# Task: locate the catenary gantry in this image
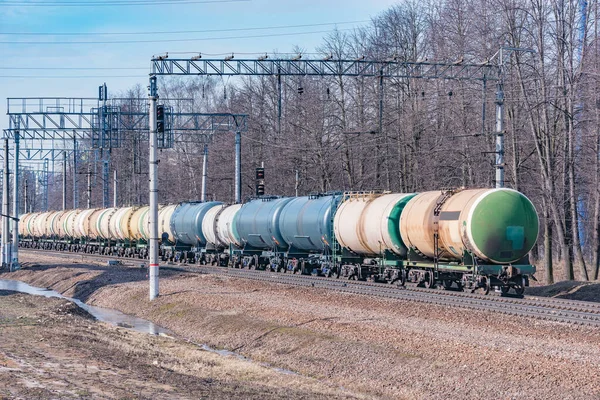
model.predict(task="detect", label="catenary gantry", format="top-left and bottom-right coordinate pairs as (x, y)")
top-left (1, 90), bottom-right (248, 271)
top-left (151, 57), bottom-right (499, 81)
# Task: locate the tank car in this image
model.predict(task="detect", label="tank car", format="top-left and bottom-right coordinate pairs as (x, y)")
top-left (215, 204), bottom-right (243, 249)
top-left (399, 188), bottom-right (539, 294)
top-left (233, 197), bottom-right (293, 270)
top-left (201, 204), bottom-right (228, 249)
top-left (166, 201), bottom-right (222, 263)
top-left (333, 192), bottom-right (416, 281)
top-left (278, 194), bottom-right (341, 274)
top-left (170, 202), bottom-right (218, 246)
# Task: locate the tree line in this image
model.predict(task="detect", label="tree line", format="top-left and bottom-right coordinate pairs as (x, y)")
top-left (34, 0), bottom-right (600, 283)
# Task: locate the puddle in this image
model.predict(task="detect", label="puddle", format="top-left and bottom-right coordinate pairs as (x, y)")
top-left (0, 279), bottom-right (298, 376)
top-left (198, 344), bottom-right (298, 375)
top-left (0, 279), bottom-right (169, 335)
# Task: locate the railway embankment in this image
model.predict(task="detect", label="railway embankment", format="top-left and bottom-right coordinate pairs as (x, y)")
top-left (0, 288), bottom-right (353, 399)
top-left (2, 252), bottom-right (600, 399)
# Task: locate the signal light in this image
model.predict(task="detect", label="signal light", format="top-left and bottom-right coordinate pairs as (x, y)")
top-left (156, 105), bottom-right (165, 134)
top-left (256, 167), bottom-right (265, 196)
top-left (256, 167), bottom-right (264, 180)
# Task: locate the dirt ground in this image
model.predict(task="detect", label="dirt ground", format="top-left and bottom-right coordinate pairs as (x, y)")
top-left (0, 282), bottom-right (363, 398)
top-left (2, 253), bottom-right (600, 399)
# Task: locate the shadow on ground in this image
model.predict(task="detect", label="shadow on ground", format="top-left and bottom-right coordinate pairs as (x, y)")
top-left (526, 281), bottom-right (600, 302)
top-left (1, 261), bottom-right (186, 303)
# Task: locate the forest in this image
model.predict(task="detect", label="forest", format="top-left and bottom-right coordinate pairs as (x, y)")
top-left (33, 0), bottom-right (600, 283)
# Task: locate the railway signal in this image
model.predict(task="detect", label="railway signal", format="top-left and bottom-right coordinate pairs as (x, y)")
top-left (256, 167), bottom-right (265, 196)
top-left (156, 105), bottom-right (165, 134)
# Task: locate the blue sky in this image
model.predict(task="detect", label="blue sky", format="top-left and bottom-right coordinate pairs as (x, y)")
top-left (0, 0), bottom-right (398, 132)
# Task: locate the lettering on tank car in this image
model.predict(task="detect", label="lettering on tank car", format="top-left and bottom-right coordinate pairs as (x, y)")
top-left (439, 211), bottom-right (461, 221)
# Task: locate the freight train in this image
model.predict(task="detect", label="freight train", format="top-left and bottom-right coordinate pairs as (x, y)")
top-left (17, 188), bottom-right (539, 295)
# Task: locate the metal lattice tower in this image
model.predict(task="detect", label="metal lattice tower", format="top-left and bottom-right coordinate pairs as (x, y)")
top-left (3, 88), bottom-right (248, 272)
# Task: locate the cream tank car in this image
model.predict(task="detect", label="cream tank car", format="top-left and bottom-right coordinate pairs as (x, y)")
top-left (399, 188), bottom-right (539, 264)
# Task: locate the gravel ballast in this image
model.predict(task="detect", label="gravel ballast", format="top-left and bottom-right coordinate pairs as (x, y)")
top-left (4, 252), bottom-right (600, 400)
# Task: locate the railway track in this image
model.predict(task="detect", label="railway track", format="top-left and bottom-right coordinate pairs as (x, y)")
top-left (16, 248), bottom-right (600, 327)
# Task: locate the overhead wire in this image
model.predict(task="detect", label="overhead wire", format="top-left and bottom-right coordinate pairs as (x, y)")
top-left (0, 75), bottom-right (144, 78)
top-left (0, 28), bottom-right (355, 45)
top-left (0, 67), bottom-right (145, 70)
top-left (0, 0), bottom-right (249, 6)
top-left (0, 20), bottom-right (369, 36)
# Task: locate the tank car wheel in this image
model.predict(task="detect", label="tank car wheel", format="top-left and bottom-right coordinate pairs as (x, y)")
top-left (442, 279), bottom-right (453, 290)
top-left (424, 272), bottom-right (436, 289)
top-left (482, 277), bottom-right (491, 295)
top-left (328, 265), bottom-right (340, 279)
top-left (398, 270), bottom-right (406, 287)
top-left (500, 285), bottom-right (510, 295)
top-left (514, 285), bottom-right (525, 296)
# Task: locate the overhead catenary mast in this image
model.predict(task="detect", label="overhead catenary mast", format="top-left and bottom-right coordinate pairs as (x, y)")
top-left (148, 76), bottom-right (159, 300)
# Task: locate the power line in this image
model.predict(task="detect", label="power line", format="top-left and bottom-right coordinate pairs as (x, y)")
top-left (0, 20), bottom-right (368, 36)
top-left (0, 67), bottom-right (145, 70)
top-left (0, 75), bottom-right (143, 78)
top-left (0, 0), bottom-right (248, 6)
top-left (0, 28), bottom-right (354, 45)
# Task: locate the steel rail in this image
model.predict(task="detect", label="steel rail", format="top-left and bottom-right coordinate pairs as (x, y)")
top-left (16, 248), bottom-right (600, 327)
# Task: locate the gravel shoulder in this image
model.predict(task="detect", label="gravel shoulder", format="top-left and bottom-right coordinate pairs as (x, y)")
top-left (3, 252), bottom-right (600, 400)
